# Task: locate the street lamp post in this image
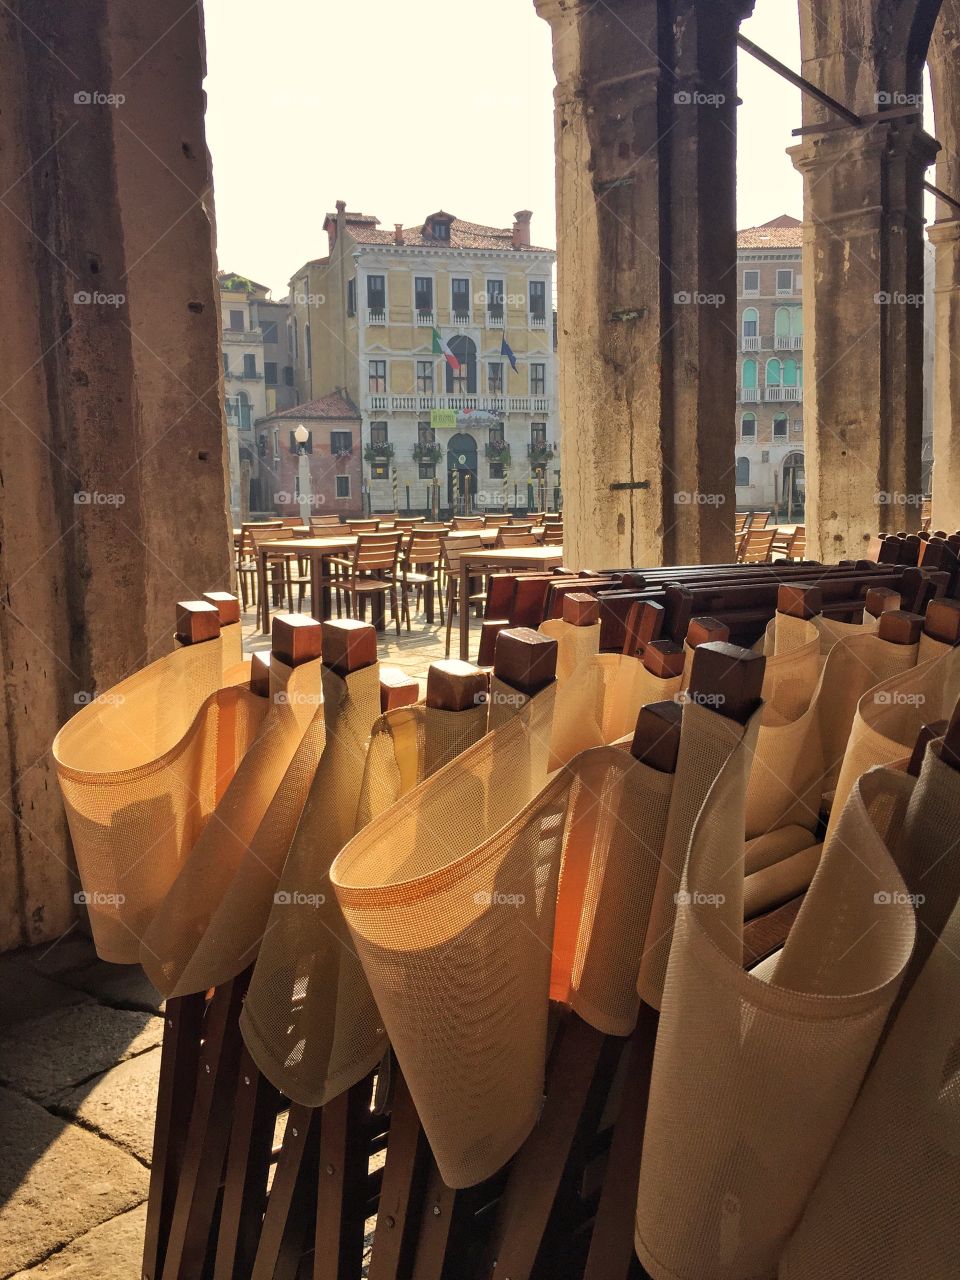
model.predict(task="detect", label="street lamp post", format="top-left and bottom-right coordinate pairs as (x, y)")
top-left (294, 423), bottom-right (310, 526)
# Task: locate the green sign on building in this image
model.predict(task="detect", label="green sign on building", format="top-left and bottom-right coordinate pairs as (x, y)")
top-left (430, 408), bottom-right (458, 430)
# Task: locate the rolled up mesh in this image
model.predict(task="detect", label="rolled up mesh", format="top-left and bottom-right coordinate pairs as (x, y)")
top-left (140, 656), bottom-right (326, 995)
top-left (827, 647), bottom-right (960, 841)
top-left (638, 701), bottom-right (759, 1010)
top-left (53, 640), bottom-right (266, 963)
top-left (635, 764), bottom-right (916, 1280)
top-left (548, 652), bottom-right (683, 770)
top-left (356, 703), bottom-right (489, 827)
top-left (333, 730), bottom-right (672, 1188)
top-left (538, 616), bottom-right (601, 679)
top-left (815, 609), bottom-right (878, 653)
top-left (780, 744), bottom-right (960, 1278)
top-left (240, 661), bottom-right (384, 1106)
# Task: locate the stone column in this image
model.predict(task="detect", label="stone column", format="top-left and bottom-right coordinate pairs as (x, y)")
top-left (0, 1), bottom-right (231, 949)
top-left (536, 0), bottom-right (751, 571)
top-left (790, 121), bottom-right (936, 559)
top-left (929, 1), bottom-right (960, 529)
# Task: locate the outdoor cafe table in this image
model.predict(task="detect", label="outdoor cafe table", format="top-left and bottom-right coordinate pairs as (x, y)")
top-left (458, 545), bottom-right (565, 661)
top-left (257, 529), bottom-right (513, 632)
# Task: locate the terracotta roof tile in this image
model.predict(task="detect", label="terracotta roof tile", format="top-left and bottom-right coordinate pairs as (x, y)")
top-left (265, 392), bottom-right (360, 422)
top-left (342, 214), bottom-right (552, 254)
top-left (737, 214), bottom-right (803, 249)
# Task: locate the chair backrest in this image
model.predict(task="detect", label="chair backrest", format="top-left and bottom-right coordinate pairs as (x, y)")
top-left (482, 514), bottom-right (512, 527)
top-left (239, 521), bottom-right (282, 560)
top-left (419, 523), bottom-right (450, 533)
top-left (496, 530), bottom-right (538, 548)
top-left (249, 527), bottom-right (292, 554)
top-left (442, 533), bottom-right (484, 573)
top-left (453, 515), bottom-right (485, 530)
top-left (347, 518), bottom-right (381, 533)
top-left (309, 515), bottom-right (342, 532)
top-left (541, 512), bottom-right (563, 525)
top-left (406, 530), bottom-right (444, 565)
top-left (750, 511), bottom-right (771, 529)
top-left (280, 516), bottom-right (307, 528)
top-left (742, 527), bottom-right (777, 563)
top-left (395, 517), bottom-right (426, 530)
top-left (734, 512), bottom-right (748, 533)
top-left (541, 525), bottom-right (564, 546)
top-left (352, 531), bottom-right (402, 574)
top-left (789, 526), bottom-right (806, 560)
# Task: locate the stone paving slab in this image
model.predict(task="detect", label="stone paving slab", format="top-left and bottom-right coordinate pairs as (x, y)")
top-left (54, 1048), bottom-right (160, 1165)
top-left (6, 1203), bottom-right (147, 1280)
top-left (0, 953), bottom-right (91, 1028)
top-left (0, 1088), bottom-right (147, 1278)
top-left (0, 1004), bottom-right (162, 1103)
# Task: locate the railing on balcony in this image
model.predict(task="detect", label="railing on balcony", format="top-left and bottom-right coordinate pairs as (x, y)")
top-left (765, 386), bottom-right (803, 401)
top-left (366, 308), bottom-right (387, 326)
top-left (415, 311), bottom-right (435, 327)
top-left (529, 314), bottom-right (547, 329)
top-left (741, 336), bottom-right (761, 351)
top-left (486, 311), bottom-right (505, 329)
top-left (774, 335), bottom-right (803, 350)
top-left (452, 311), bottom-right (471, 326)
top-left (739, 388), bottom-right (760, 403)
top-left (368, 394), bottom-right (388, 410)
top-left (365, 393), bottom-right (552, 415)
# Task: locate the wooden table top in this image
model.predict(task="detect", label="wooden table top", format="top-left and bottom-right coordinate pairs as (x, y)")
top-left (459, 546), bottom-right (564, 566)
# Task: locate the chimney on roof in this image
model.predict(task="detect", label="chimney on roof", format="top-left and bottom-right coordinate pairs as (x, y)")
top-left (512, 210), bottom-right (532, 249)
top-left (394, 223), bottom-right (404, 245)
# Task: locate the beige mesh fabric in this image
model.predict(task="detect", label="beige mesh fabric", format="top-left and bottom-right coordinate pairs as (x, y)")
top-left (743, 825), bottom-right (822, 918)
top-left (538, 617), bottom-right (601, 679)
top-left (333, 732), bottom-right (672, 1188)
top-left (637, 702), bottom-right (759, 1011)
top-left (780, 748), bottom-right (960, 1278)
top-left (763, 617), bottom-right (820, 725)
top-left (356, 703), bottom-right (489, 827)
top-left (53, 640), bottom-right (265, 963)
top-left (549, 653), bottom-right (683, 770)
top-left (826, 648), bottom-right (960, 842)
top-left (240, 661), bottom-right (384, 1105)
top-left (815, 609), bottom-right (877, 653)
top-left (918, 630), bottom-right (954, 662)
top-left (140, 657), bottom-right (326, 995)
top-left (219, 623), bottom-right (245, 678)
top-left (635, 764), bottom-right (916, 1280)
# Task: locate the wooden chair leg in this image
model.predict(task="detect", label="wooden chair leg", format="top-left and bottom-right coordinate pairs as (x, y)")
top-left (367, 1073), bottom-right (430, 1280)
top-left (312, 1075), bottom-right (374, 1280)
top-left (213, 1045), bottom-right (283, 1280)
top-left (160, 976), bottom-right (249, 1280)
top-left (251, 1104), bottom-right (320, 1280)
top-left (142, 991), bottom-right (206, 1280)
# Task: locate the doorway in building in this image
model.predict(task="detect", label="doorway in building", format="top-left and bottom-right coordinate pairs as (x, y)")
top-left (781, 450), bottom-right (805, 521)
top-left (446, 432), bottom-right (478, 513)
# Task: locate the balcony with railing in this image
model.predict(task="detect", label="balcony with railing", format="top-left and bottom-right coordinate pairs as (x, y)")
top-left (774, 335), bottom-right (803, 350)
top-left (738, 388), bottom-right (760, 403)
top-left (452, 310), bottom-right (471, 326)
top-left (765, 386), bottom-right (803, 401)
top-left (529, 314), bottom-right (547, 329)
top-left (415, 311), bottom-right (435, 327)
top-left (741, 336), bottom-right (761, 351)
top-left (366, 308), bottom-right (387, 326)
top-left (364, 393), bottom-right (551, 415)
top-left (486, 311), bottom-right (505, 329)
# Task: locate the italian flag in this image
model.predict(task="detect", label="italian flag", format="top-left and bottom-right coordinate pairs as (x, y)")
top-left (432, 327), bottom-right (460, 373)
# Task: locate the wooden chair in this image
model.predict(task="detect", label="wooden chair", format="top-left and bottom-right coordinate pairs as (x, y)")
top-left (482, 514), bottom-right (512, 528)
top-left (309, 514), bottom-right (343, 533)
top-left (739, 526), bottom-right (777, 564)
top-left (542, 524), bottom-right (564, 546)
top-left (329, 531), bottom-right (403, 633)
top-left (236, 521), bottom-right (282, 610)
top-left (346, 518), bottom-right (381, 534)
top-left (453, 515), bottom-right (485, 530)
top-left (249, 526), bottom-right (308, 619)
top-left (442, 534), bottom-right (486, 658)
top-left (788, 525), bottom-right (806, 560)
top-left (394, 516), bottom-right (426, 531)
top-left (400, 529), bottom-right (445, 630)
top-left (750, 510), bottom-right (771, 529)
top-left (735, 512), bottom-right (749, 534)
top-left (505, 521), bottom-right (535, 535)
top-left (496, 530), bottom-right (538, 548)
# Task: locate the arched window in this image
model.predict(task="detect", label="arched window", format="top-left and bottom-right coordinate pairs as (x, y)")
top-left (773, 413), bottom-right (788, 438)
top-left (782, 359), bottom-right (798, 387)
top-left (741, 358), bottom-right (757, 389)
top-left (742, 307), bottom-right (758, 338)
top-left (766, 358), bottom-right (782, 387)
top-left (446, 335), bottom-right (477, 394)
top-left (774, 307), bottom-right (792, 339)
top-left (741, 413), bottom-right (756, 438)
top-left (736, 456), bottom-right (750, 486)
top-left (790, 308), bottom-right (803, 337)
top-left (237, 391), bottom-right (251, 430)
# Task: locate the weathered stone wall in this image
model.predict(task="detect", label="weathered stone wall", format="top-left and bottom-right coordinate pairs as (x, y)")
top-left (0, 1), bottom-right (231, 950)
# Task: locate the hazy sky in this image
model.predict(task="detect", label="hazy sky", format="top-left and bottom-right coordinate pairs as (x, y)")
top-left (204, 0), bottom-right (804, 296)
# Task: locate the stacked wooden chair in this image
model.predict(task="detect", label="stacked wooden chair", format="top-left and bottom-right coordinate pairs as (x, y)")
top-left (51, 547), bottom-right (960, 1280)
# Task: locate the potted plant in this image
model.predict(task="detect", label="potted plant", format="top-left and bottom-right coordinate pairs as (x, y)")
top-left (363, 441), bottom-right (395, 464)
top-left (528, 441), bottom-right (555, 466)
top-left (485, 441), bottom-right (511, 467)
top-left (412, 441), bottom-right (443, 465)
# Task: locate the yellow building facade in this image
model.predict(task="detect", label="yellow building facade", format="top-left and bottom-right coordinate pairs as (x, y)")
top-left (287, 203), bottom-right (558, 513)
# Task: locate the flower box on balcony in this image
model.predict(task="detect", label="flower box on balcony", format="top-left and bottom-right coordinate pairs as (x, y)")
top-left (363, 442), bottom-right (395, 464)
top-left (484, 442), bottom-right (511, 467)
top-left (412, 442), bottom-right (443, 465)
